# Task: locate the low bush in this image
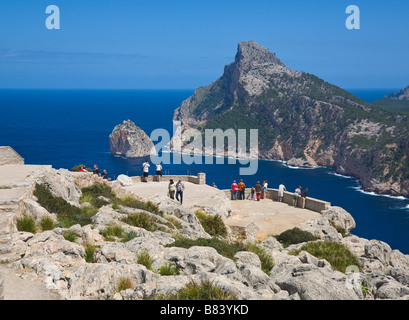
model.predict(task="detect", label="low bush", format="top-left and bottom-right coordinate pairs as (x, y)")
top-left (80, 183), bottom-right (116, 209)
top-left (246, 242), bottom-right (274, 274)
top-left (137, 249), bottom-right (153, 270)
top-left (100, 224), bottom-right (124, 239)
top-left (117, 277), bottom-right (134, 292)
top-left (34, 183), bottom-right (93, 228)
top-left (119, 196), bottom-right (161, 215)
top-left (16, 215), bottom-right (36, 233)
top-left (122, 231), bottom-right (139, 242)
top-left (122, 212), bottom-right (157, 232)
top-left (159, 262), bottom-right (180, 276)
top-left (155, 280), bottom-right (237, 300)
top-left (40, 216), bottom-right (55, 231)
top-left (291, 241), bottom-right (361, 273)
top-left (84, 244), bottom-right (97, 263)
top-left (275, 227), bottom-right (317, 247)
top-left (166, 236), bottom-right (246, 260)
top-left (195, 210), bottom-right (227, 238)
top-left (63, 231), bottom-right (78, 243)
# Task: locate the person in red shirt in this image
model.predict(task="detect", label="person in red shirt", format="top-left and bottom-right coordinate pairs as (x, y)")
top-left (231, 180), bottom-right (239, 200)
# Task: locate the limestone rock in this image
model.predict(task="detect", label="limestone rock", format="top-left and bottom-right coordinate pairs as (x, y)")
top-left (117, 174), bottom-right (133, 186)
top-left (109, 120), bottom-right (155, 158)
top-left (321, 206), bottom-right (356, 234)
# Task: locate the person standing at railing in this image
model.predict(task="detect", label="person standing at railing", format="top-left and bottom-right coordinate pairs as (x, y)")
top-left (156, 162), bottom-right (162, 182)
top-left (142, 160), bottom-right (150, 182)
top-left (255, 181), bottom-right (262, 201)
top-left (278, 183), bottom-right (286, 202)
top-left (238, 179), bottom-right (246, 200)
top-left (102, 169), bottom-right (109, 180)
top-left (231, 180), bottom-right (238, 200)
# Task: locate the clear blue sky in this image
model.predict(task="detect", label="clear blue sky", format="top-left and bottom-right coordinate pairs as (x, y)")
top-left (0, 0), bottom-right (408, 89)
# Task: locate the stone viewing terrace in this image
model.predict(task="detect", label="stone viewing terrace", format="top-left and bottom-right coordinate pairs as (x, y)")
top-left (122, 171), bottom-right (329, 241)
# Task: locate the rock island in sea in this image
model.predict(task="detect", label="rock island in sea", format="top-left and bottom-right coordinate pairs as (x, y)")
top-left (109, 120), bottom-right (155, 158)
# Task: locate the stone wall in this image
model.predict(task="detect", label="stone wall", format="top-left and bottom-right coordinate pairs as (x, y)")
top-left (0, 147), bottom-right (24, 166)
top-left (130, 173), bottom-right (206, 185)
top-left (223, 188), bottom-right (330, 213)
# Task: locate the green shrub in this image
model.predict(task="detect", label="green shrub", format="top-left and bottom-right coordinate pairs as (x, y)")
top-left (245, 242), bottom-right (274, 274)
top-left (84, 244), bottom-right (97, 263)
top-left (40, 216), bottom-right (55, 231)
top-left (275, 227), bottom-right (317, 247)
top-left (119, 196), bottom-right (161, 215)
top-left (195, 210), bottom-right (227, 238)
top-left (122, 212), bottom-right (157, 232)
top-left (63, 231), bottom-right (78, 243)
top-left (122, 231), bottom-right (139, 242)
top-left (117, 277), bottom-right (134, 292)
top-left (166, 236), bottom-right (246, 260)
top-left (137, 250), bottom-right (153, 270)
top-left (159, 263), bottom-right (180, 276)
top-left (34, 183), bottom-right (93, 228)
top-left (100, 224), bottom-right (124, 239)
top-left (81, 183), bottom-right (116, 208)
top-left (291, 241), bottom-right (361, 273)
top-left (16, 215), bottom-right (36, 233)
top-left (155, 280), bottom-right (237, 300)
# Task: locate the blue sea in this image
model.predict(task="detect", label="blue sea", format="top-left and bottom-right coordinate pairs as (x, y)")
top-left (1, 88), bottom-right (408, 254)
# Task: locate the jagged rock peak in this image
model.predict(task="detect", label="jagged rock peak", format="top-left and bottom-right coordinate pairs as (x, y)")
top-left (384, 85), bottom-right (409, 101)
top-left (235, 40), bottom-right (285, 67)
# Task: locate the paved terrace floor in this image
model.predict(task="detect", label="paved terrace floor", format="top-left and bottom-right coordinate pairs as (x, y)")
top-left (125, 181), bottom-right (322, 241)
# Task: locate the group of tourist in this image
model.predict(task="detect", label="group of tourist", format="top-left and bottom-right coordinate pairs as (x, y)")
top-left (79, 164), bottom-right (109, 180)
top-left (230, 179), bottom-right (309, 206)
top-left (140, 161), bottom-right (184, 204)
top-left (142, 160), bottom-right (163, 182)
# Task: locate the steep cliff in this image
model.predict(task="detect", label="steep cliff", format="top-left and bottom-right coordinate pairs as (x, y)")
top-left (173, 41), bottom-right (409, 197)
top-left (109, 120), bottom-right (155, 158)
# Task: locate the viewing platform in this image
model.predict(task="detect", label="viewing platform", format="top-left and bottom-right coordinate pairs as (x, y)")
top-left (122, 172), bottom-right (329, 241)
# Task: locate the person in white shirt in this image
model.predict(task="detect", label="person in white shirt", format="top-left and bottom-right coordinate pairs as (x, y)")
top-left (156, 162), bottom-right (162, 182)
top-left (142, 160), bottom-right (150, 182)
top-left (278, 183), bottom-right (286, 202)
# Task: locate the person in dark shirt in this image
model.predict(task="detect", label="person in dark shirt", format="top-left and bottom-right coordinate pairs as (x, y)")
top-left (301, 187), bottom-right (308, 198)
top-left (101, 169), bottom-right (109, 179)
top-left (93, 164), bottom-right (101, 176)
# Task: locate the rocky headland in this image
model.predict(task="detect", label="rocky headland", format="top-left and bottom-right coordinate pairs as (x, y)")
top-left (384, 85), bottom-right (409, 101)
top-left (173, 41), bottom-right (409, 198)
top-left (109, 120), bottom-right (155, 158)
top-left (1, 166), bottom-right (409, 300)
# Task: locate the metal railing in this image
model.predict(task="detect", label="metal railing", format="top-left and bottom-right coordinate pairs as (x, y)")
top-left (126, 168), bottom-right (202, 177)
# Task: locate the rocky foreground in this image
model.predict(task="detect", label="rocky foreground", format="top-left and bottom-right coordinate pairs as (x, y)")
top-left (1, 167), bottom-right (409, 300)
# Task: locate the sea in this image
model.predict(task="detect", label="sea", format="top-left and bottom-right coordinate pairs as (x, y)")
top-left (1, 88), bottom-right (408, 254)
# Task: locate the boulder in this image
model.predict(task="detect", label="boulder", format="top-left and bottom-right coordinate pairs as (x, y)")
top-left (321, 206), bottom-right (356, 234)
top-left (117, 174), bottom-right (134, 186)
